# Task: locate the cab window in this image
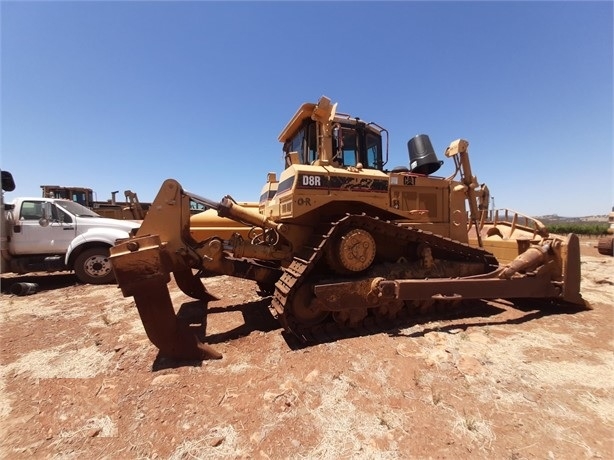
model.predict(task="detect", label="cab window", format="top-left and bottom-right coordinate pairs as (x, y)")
top-left (20, 201), bottom-right (43, 220)
top-left (287, 128), bottom-right (305, 163)
top-left (52, 204), bottom-right (73, 223)
top-left (366, 132), bottom-right (382, 169)
top-left (339, 129), bottom-right (358, 166)
top-left (71, 191), bottom-right (88, 206)
top-left (283, 121), bottom-right (318, 165)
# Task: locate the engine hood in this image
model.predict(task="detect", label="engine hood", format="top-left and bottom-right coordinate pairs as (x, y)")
top-left (76, 216), bottom-right (141, 232)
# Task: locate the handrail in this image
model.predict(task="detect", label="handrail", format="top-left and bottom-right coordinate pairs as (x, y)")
top-left (472, 208), bottom-right (549, 238)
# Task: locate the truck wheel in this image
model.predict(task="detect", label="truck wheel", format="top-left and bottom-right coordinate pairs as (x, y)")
top-left (74, 247), bottom-right (115, 284)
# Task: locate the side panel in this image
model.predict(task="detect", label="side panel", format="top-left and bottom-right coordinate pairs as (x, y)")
top-left (1, 206), bottom-right (10, 273)
top-left (273, 165), bottom-right (391, 221)
top-left (10, 200), bottom-right (77, 255)
top-left (269, 166), bottom-right (469, 245)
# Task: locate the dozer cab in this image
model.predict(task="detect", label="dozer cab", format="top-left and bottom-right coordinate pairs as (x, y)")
top-left (110, 96), bottom-right (584, 361)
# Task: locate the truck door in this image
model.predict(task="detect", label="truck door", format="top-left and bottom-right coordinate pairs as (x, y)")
top-left (11, 200), bottom-right (77, 255)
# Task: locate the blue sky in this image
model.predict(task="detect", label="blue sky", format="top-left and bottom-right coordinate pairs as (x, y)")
top-left (1, 1), bottom-right (612, 217)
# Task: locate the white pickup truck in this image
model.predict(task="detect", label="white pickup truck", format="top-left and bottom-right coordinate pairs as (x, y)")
top-left (1, 171), bottom-right (140, 284)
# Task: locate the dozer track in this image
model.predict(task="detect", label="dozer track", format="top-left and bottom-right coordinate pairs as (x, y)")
top-left (271, 214), bottom-right (500, 343)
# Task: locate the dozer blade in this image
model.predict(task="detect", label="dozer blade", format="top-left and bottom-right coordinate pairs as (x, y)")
top-left (110, 234), bottom-right (222, 361)
top-left (563, 233), bottom-right (585, 306)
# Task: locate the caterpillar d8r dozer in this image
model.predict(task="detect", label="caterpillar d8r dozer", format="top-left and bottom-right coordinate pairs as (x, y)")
top-left (110, 96), bottom-right (585, 361)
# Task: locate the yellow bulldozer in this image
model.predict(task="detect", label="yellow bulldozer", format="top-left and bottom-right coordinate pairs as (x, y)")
top-left (110, 96), bottom-right (585, 361)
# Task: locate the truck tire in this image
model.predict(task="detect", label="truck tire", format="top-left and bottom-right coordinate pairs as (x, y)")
top-left (74, 247), bottom-right (115, 284)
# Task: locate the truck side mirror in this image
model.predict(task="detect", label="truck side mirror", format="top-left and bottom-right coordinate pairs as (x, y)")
top-left (1, 170), bottom-right (15, 192)
top-left (39, 202), bottom-right (52, 227)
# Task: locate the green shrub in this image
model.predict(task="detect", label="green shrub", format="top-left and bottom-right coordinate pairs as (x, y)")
top-left (546, 222), bottom-right (609, 236)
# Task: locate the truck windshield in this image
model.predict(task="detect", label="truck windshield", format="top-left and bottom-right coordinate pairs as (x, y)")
top-left (55, 200), bottom-right (101, 217)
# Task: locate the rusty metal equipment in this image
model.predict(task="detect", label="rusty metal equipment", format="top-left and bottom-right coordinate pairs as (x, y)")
top-left (110, 96), bottom-right (585, 361)
top-left (597, 207), bottom-right (614, 256)
top-left (41, 185), bottom-right (149, 220)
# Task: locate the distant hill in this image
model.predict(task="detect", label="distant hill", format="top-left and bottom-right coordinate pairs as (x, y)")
top-left (537, 214), bottom-right (608, 224)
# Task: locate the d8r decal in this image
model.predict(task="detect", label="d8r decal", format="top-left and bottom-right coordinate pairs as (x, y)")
top-left (297, 174), bottom-right (327, 189)
top-left (302, 175), bottom-right (322, 187)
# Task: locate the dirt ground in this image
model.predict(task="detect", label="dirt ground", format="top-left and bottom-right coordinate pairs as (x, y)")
top-left (0, 238), bottom-right (612, 459)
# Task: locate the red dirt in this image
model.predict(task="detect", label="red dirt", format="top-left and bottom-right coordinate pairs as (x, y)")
top-left (1, 239), bottom-right (612, 459)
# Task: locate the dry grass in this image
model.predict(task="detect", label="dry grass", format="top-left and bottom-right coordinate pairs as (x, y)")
top-left (578, 391), bottom-right (614, 424)
top-left (303, 373), bottom-right (405, 459)
top-left (169, 425), bottom-right (241, 460)
top-left (55, 415), bottom-right (117, 439)
top-left (451, 408), bottom-right (495, 450)
top-left (0, 342), bottom-right (113, 419)
top-left (7, 343), bottom-right (113, 379)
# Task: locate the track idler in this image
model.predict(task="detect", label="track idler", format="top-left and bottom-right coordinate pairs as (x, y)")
top-left (110, 234), bottom-right (222, 361)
